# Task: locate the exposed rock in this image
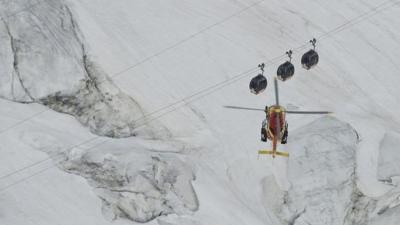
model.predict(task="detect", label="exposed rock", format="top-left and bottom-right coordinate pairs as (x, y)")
top-left (0, 0), bottom-right (85, 101)
top-left (262, 117), bottom-right (400, 225)
top-left (61, 150), bottom-right (199, 223)
top-left (268, 116), bottom-right (361, 225)
top-left (377, 132), bottom-right (400, 183)
top-left (1, 1), bottom-right (194, 223)
top-left (343, 189), bottom-right (376, 225)
top-left (0, 0), bottom-right (150, 138)
top-left (40, 56), bottom-right (146, 138)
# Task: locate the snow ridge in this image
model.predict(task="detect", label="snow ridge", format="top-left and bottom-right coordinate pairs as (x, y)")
top-left (59, 143), bottom-right (199, 222)
top-left (0, 0), bottom-right (150, 138)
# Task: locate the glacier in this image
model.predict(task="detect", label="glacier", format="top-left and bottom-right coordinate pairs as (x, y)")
top-left (1, 0), bottom-right (400, 224)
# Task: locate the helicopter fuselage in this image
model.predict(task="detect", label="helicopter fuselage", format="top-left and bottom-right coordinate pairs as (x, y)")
top-left (265, 105), bottom-right (287, 141)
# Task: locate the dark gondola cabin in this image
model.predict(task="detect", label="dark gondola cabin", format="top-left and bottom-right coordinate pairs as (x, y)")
top-left (277, 61), bottom-right (294, 81)
top-left (249, 74), bottom-right (267, 94)
top-left (301, 49), bottom-right (319, 70)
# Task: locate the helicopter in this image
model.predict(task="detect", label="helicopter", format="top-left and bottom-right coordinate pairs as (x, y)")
top-left (225, 77), bottom-right (331, 158)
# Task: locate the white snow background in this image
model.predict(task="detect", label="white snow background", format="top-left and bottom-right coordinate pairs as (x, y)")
top-left (1, 0), bottom-right (400, 224)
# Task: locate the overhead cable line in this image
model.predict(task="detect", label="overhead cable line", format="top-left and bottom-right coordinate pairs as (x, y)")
top-left (0, 0), bottom-right (399, 193)
top-left (0, 0), bottom-right (267, 135)
top-left (0, 0), bottom-right (397, 135)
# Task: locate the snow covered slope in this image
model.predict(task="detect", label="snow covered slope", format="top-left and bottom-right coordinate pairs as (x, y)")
top-left (1, 0), bottom-right (400, 224)
top-left (0, 0), bottom-right (152, 138)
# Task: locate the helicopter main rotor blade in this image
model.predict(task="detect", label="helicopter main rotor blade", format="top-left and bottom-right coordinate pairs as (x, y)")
top-left (224, 106), bottom-right (265, 111)
top-left (274, 77), bottom-right (279, 106)
top-left (285, 111), bottom-right (332, 114)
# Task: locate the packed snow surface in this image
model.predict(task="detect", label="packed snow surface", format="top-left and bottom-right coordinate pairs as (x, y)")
top-left (1, 0), bottom-right (400, 224)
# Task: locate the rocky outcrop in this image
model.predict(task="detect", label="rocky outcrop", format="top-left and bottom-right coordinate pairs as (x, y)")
top-left (262, 117), bottom-right (363, 225)
top-left (283, 117), bottom-right (360, 225)
top-left (0, 0), bottom-right (148, 138)
top-left (261, 117), bottom-right (400, 225)
top-left (1, 1), bottom-right (197, 223)
top-left (61, 148), bottom-right (199, 223)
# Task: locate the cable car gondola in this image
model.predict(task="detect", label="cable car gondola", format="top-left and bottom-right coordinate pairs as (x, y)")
top-left (301, 38), bottom-right (319, 70)
top-left (249, 63), bottom-right (268, 95)
top-left (277, 50), bottom-right (294, 81)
